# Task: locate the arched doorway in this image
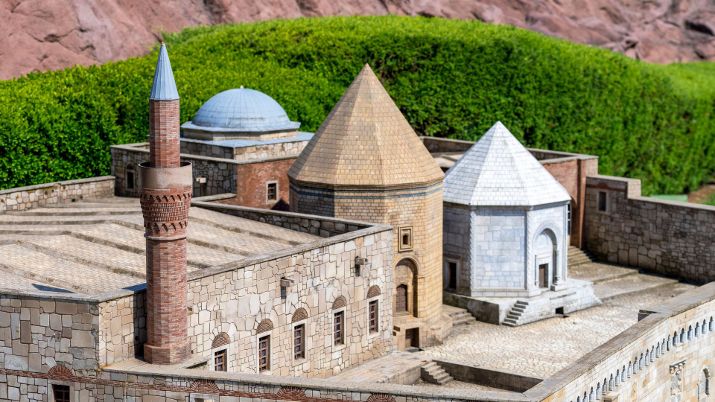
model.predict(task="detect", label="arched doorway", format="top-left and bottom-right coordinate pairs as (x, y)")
top-left (534, 229), bottom-right (558, 289)
top-left (394, 259), bottom-right (418, 317)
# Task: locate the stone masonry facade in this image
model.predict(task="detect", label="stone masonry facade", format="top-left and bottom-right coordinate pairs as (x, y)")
top-left (584, 175), bottom-right (715, 283)
top-left (290, 183), bottom-right (445, 347)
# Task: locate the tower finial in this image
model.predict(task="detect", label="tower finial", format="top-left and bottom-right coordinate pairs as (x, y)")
top-left (150, 43), bottom-right (179, 101)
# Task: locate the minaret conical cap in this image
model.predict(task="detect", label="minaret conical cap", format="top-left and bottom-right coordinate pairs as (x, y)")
top-left (150, 43), bottom-right (179, 101)
top-left (289, 64), bottom-right (443, 188)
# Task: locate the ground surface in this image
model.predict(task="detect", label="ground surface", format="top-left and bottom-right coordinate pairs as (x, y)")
top-left (331, 259), bottom-right (694, 387)
top-left (2, 0), bottom-right (714, 79)
top-left (0, 197), bottom-right (318, 295)
top-left (420, 263), bottom-right (694, 379)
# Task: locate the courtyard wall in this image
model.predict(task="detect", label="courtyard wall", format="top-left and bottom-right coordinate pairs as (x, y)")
top-left (0, 176), bottom-right (114, 213)
top-left (583, 175), bottom-right (715, 283)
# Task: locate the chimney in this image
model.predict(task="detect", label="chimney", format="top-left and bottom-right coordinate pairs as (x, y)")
top-left (139, 43), bottom-right (192, 364)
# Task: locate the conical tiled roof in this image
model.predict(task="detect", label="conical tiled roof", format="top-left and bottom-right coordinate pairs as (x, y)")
top-left (444, 122), bottom-right (570, 206)
top-left (150, 43), bottom-right (179, 100)
top-left (289, 64), bottom-right (443, 188)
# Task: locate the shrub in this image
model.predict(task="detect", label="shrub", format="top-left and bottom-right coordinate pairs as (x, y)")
top-left (0, 16), bottom-right (713, 194)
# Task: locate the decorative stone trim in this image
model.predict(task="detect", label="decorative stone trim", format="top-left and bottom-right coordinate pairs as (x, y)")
top-left (367, 285), bottom-right (381, 299)
top-left (292, 308), bottom-right (309, 323)
top-left (332, 296), bottom-right (347, 310)
top-left (256, 319), bottom-right (274, 334)
top-left (211, 332), bottom-right (231, 349)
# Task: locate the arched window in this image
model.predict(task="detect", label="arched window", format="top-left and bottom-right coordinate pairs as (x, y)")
top-left (696, 323), bottom-right (701, 337)
top-left (291, 308), bottom-right (308, 360)
top-left (332, 297), bottom-right (347, 346)
top-left (256, 319), bottom-right (273, 372)
top-left (700, 368), bottom-right (711, 400)
top-left (681, 328), bottom-right (686, 344)
top-left (211, 332), bottom-right (230, 372)
top-left (673, 331), bottom-right (678, 347)
top-left (689, 325), bottom-right (694, 341)
top-left (703, 319), bottom-right (709, 335)
top-left (710, 317), bottom-right (713, 332)
top-left (367, 286), bottom-right (381, 334)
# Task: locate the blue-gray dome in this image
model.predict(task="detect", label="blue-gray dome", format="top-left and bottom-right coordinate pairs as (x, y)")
top-left (186, 88), bottom-right (300, 132)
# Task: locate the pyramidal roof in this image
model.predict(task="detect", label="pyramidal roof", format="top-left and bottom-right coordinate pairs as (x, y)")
top-left (150, 43), bottom-right (179, 101)
top-left (289, 64), bottom-right (443, 188)
top-left (444, 122), bottom-right (570, 207)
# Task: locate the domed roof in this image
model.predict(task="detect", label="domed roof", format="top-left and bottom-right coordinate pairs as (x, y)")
top-left (184, 88), bottom-right (300, 132)
top-left (289, 64), bottom-right (443, 189)
top-left (444, 122), bottom-right (570, 207)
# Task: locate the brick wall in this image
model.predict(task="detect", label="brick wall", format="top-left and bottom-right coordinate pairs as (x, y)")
top-left (0, 176), bottom-right (114, 213)
top-left (234, 158), bottom-right (295, 209)
top-left (584, 175), bottom-right (715, 283)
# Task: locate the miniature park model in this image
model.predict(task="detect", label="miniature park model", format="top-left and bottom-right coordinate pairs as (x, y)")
top-left (0, 44), bottom-right (714, 402)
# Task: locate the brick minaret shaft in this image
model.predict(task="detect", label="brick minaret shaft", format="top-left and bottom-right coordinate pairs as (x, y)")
top-left (139, 44), bottom-right (192, 364)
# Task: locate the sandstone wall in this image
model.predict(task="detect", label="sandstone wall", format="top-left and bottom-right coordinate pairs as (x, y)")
top-left (584, 175), bottom-right (715, 283)
top-left (0, 177), bottom-right (114, 213)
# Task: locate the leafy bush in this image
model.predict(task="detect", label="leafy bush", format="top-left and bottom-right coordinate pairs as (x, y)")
top-left (0, 16), bottom-right (713, 194)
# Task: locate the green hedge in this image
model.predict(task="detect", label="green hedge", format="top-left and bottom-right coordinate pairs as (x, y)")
top-left (1, 16), bottom-right (714, 194)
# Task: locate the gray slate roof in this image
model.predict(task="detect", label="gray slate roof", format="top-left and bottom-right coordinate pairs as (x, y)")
top-left (150, 44), bottom-right (179, 101)
top-left (183, 88), bottom-right (300, 132)
top-left (444, 122), bottom-right (570, 207)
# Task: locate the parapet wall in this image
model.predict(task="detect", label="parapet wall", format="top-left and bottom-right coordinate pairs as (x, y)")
top-left (193, 198), bottom-right (371, 237)
top-left (584, 175), bottom-right (715, 283)
top-left (528, 281), bottom-right (715, 402)
top-left (0, 176), bottom-right (114, 213)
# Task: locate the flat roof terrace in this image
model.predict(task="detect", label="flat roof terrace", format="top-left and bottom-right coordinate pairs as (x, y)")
top-left (0, 197), bottom-right (319, 297)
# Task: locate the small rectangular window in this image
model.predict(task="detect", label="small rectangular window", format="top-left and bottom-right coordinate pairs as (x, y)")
top-left (567, 203), bottom-right (572, 235)
top-left (334, 311), bottom-right (345, 345)
top-left (126, 167), bottom-right (135, 190)
top-left (258, 335), bottom-right (270, 372)
top-left (294, 324), bottom-right (305, 360)
top-left (369, 300), bottom-right (379, 333)
top-left (266, 182), bottom-right (278, 202)
top-left (398, 227), bottom-right (413, 252)
top-left (598, 191), bottom-right (608, 212)
top-left (52, 384), bottom-right (71, 402)
top-left (213, 349), bottom-right (227, 372)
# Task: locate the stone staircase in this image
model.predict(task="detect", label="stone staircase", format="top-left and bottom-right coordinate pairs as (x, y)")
top-left (568, 246), bottom-right (596, 267)
top-left (421, 361), bottom-right (453, 385)
top-left (503, 300), bottom-right (529, 327)
top-left (448, 308), bottom-right (478, 327)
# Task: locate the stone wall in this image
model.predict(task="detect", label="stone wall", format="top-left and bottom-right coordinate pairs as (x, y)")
top-left (97, 294), bottom-right (146, 366)
top-left (111, 145), bottom-right (236, 198)
top-left (184, 226), bottom-right (394, 377)
top-left (0, 176), bottom-right (114, 213)
top-left (0, 294), bottom-right (100, 391)
top-left (180, 138), bottom-right (308, 162)
top-left (193, 199), bottom-right (370, 237)
top-left (584, 175), bottom-right (715, 283)
top-left (529, 282), bottom-right (715, 402)
top-left (290, 182), bottom-right (445, 347)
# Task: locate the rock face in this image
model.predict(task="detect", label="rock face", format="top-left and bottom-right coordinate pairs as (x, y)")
top-left (2, 0), bottom-right (714, 79)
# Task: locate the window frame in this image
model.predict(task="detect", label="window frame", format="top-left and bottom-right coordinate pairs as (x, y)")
top-left (213, 348), bottom-right (227, 372)
top-left (292, 321), bottom-right (307, 361)
top-left (257, 334), bottom-right (271, 373)
top-left (266, 181), bottom-right (278, 203)
top-left (333, 308), bottom-right (346, 347)
top-left (49, 382), bottom-right (72, 402)
top-left (368, 298), bottom-right (380, 335)
top-left (398, 226), bottom-right (413, 252)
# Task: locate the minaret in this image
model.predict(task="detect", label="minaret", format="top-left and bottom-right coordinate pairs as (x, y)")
top-left (139, 43), bottom-right (192, 364)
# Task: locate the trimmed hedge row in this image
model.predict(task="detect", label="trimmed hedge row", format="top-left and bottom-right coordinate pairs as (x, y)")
top-left (0, 16), bottom-right (713, 194)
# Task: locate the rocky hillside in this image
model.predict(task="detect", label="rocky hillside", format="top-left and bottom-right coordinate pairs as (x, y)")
top-left (1, 0), bottom-right (714, 79)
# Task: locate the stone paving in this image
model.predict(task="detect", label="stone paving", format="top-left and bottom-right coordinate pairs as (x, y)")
top-left (0, 197), bottom-right (320, 295)
top-left (329, 261), bottom-right (694, 387)
top-left (420, 264), bottom-right (694, 379)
